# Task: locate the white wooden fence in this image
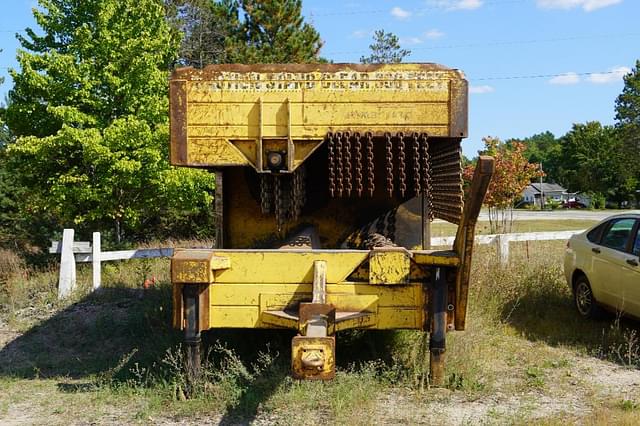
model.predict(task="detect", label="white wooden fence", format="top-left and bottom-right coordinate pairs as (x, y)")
top-left (49, 229), bottom-right (174, 299)
top-left (50, 228), bottom-right (585, 300)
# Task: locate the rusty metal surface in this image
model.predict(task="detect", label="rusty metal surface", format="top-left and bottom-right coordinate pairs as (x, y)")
top-left (369, 247), bottom-right (411, 285)
top-left (453, 156), bottom-right (495, 330)
top-left (299, 303), bottom-right (336, 336)
top-left (214, 170), bottom-right (224, 248)
top-left (430, 139), bottom-right (464, 224)
top-left (291, 335), bottom-right (336, 380)
top-left (172, 283), bottom-right (210, 332)
top-left (169, 80), bottom-right (188, 165)
top-left (449, 78), bottom-right (469, 138)
top-left (172, 62), bottom-right (462, 78)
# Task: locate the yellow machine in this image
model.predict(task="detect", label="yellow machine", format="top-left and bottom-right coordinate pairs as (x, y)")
top-left (169, 63), bottom-right (493, 383)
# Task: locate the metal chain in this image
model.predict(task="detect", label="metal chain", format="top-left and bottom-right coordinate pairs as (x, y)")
top-left (354, 132), bottom-right (363, 197)
top-left (343, 131), bottom-right (352, 197)
top-left (327, 132), bottom-right (336, 197)
top-left (420, 133), bottom-right (434, 220)
top-left (292, 166), bottom-right (305, 220)
top-left (335, 132), bottom-right (344, 197)
top-left (274, 175), bottom-right (284, 231)
top-left (260, 174), bottom-right (273, 214)
top-left (412, 132), bottom-right (421, 196)
top-left (366, 131), bottom-right (375, 197)
top-left (385, 132), bottom-right (393, 197)
top-left (397, 132), bottom-right (406, 197)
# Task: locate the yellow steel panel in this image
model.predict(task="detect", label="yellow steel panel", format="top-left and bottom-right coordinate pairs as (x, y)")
top-left (261, 310), bottom-right (298, 329)
top-left (300, 103), bottom-right (449, 126)
top-left (186, 125), bottom-right (449, 140)
top-left (412, 250), bottom-right (461, 267)
top-left (208, 306), bottom-right (420, 330)
top-left (186, 86), bottom-right (304, 103)
top-left (171, 250), bottom-right (230, 283)
top-left (209, 283), bottom-right (420, 307)
top-left (186, 88), bottom-right (449, 104)
top-left (369, 250), bottom-right (411, 285)
top-left (188, 102), bottom-right (449, 127)
top-left (211, 251), bottom-right (368, 284)
top-left (171, 63), bottom-right (467, 166)
top-left (259, 292), bottom-right (312, 311)
top-left (187, 137), bottom-right (250, 165)
top-left (188, 103), bottom-right (259, 126)
top-left (377, 307), bottom-right (421, 329)
top-left (210, 306), bottom-right (260, 328)
top-left (300, 87), bottom-right (450, 103)
top-left (325, 294), bottom-right (378, 312)
top-left (335, 313), bottom-right (377, 331)
top-left (211, 284), bottom-right (308, 306)
top-left (330, 283), bottom-right (418, 306)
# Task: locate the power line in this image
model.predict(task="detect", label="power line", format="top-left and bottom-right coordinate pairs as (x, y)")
top-left (309, 0), bottom-right (526, 17)
top-left (470, 70), bottom-right (627, 81)
top-left (0, 67), bottom-right (626, 82)
top-left (327, 32), bottom-right (640, 55)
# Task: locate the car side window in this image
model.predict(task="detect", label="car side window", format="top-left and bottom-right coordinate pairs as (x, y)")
top-left (633, 224), bottom-right (640, 257)
top-left (587, 223), bottom-right (608, 243)
top-left (600, 218), bottom-right (636, 252)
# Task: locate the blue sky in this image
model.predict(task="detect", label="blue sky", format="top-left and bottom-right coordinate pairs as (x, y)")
top-left (1, 0), bottom-right (638, 156)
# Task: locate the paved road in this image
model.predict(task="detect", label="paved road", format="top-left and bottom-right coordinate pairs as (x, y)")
top-left (402, 197), bottom-right (639, 223)
top-left (475, 209), bottom-right (640, 221)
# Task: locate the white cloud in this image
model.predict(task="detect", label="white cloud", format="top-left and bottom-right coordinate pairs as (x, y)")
top-left (469, 85), bottom-right (494, 94)
top-left (400, 37), bottom-right (424, 45)
top-left (549, 72), bottom-right (581, 85)
top-left (587, 66), bottom-right (631, 84)
top-left (391, 6), bottom-right (412, 19)
top-left (351, 30), bottom-right (368, 39)
top-left (423, 29), bottom-right (445, 39)
top-left (536, 0), bottom-right (622, 12)
top-left (430, 0), bottom-right (483, 10)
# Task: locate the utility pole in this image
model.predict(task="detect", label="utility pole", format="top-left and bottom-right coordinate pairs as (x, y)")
top-left (539, 162), bottom-right (544, 210)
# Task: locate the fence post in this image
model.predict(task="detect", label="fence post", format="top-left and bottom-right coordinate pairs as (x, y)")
top-left (58, 228), bottom-right (76, 299)
top-left (92, 231), bottom-right (101, 290)
top-left (496, 234), bottom-right (510, 266)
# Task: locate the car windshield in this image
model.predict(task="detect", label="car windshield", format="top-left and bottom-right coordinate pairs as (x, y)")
top-left (634, 225), bottom-right (640, 257)
top-left (601, 218), bottom-right (636, 252)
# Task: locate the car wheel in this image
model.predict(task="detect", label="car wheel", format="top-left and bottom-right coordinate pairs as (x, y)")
top-left (574, 275), bottom-right (602, 319)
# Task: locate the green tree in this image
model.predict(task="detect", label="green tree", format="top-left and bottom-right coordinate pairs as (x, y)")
top-left (165, 0), bottom-right (227, 68)
top-left (615, 60), bottom-right (640, 206)
top-left (213, 0), bottom-right (323, 63)
top-left (559, 122), bottom-right (634, 206)
top-left (509, 131), bottom-right (562, 184)
top-left (360, 29), bottom-right (411, 64)
top-left (464, 137), bottom-right (540, 233)
top-left (5, 0), bottom-right (216, 244)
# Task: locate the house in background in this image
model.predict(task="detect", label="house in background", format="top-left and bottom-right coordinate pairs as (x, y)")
top-left (520, 183), bottom-right (586, 207)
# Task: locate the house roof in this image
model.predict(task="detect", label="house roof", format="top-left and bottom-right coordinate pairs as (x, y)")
top-left (529, 183), bottom-right (567, 193)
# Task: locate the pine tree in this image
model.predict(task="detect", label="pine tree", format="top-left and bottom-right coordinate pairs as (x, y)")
top-left (213, 0), bottom-right (323, 63)
top-left (615, 60), bottom-right (640, 206)
top-left (360, 30), bottom-right (411, 64)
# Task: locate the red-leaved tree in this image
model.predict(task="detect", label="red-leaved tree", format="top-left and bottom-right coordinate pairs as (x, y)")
top-left (463, 137), bottom-right (542, 233)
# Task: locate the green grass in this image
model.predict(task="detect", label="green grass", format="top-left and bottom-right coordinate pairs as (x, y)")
top-left (429, 219), bottom-right (598, 238)
top-left (1, 231), bottom-right (640, 423)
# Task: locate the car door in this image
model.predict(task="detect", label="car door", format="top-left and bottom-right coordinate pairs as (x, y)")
top-left (622, 221), bottom-right (640, 316)
top-left (591, 218), bottom-right (637, 313)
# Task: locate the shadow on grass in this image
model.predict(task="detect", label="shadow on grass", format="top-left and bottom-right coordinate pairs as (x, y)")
top-left (0, 286), bottom-right (181, 379)
top-left (500, 287), bottom-right (640, 362)
top-left (0, 286), bottom-right (404, 422)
